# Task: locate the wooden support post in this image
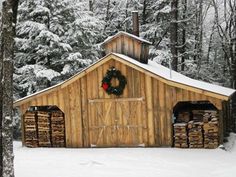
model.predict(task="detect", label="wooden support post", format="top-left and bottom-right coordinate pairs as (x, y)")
top-left (145, 75), bottom-right (155, 145)
top-left (232, 94), bottom-right (236, 132)
top-left (20, 106), bottom-right (27, 146)
top-left (81, 77), bottom-right (89, 147)
top-left (21, 114), bottom-right (25, 146)
top-left (227, 101), bottom-right (232, 132)
top-left (219, 108), bottom-right (224, 144)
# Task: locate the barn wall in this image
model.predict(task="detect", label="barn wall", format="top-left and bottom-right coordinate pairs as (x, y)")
top-left (151, 80), bottom-right (223, 147)
top-left (104, 35), bottom-right (149, 63)
top-left (19, 58), bottom-right (224, 148)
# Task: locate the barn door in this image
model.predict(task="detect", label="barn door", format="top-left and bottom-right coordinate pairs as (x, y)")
top-left (116, 101), bottom-right (144, 146)
top-left (88, 101), bottom-right (117, 147)
top-left (88, 98), bottom-right (145, 147)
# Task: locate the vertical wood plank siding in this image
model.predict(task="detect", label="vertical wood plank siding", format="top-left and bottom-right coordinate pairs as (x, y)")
top-left (104, 35), bottom-right (149, 64)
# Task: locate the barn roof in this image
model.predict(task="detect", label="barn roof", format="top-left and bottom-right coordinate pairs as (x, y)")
top-left (114, 53), bottom-right (235, 98)
top-left (14, 53), bottom-right (235, 107)
top-left (101, 31), bottom-right (152, 46)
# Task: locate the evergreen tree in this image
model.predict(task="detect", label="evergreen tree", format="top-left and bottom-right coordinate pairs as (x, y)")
top-left (14, 0), bottom-right (103, 99)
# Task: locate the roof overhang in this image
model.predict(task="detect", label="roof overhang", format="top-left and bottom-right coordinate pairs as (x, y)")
top-left (101, 31), bottom-right (152, 47)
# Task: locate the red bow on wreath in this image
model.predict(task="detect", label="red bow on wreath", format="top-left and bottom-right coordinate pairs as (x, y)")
top-left (102, 82), bottom-right (109, 91)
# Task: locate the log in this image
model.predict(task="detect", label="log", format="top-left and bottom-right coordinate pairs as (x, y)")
top-left (24, 111), bottom-right (38, 148)
top-left (51, 111), bottom-right (65, 147)
top-left (173, 123), bottom-right (188, 148)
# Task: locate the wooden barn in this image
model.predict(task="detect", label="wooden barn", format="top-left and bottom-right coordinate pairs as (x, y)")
top-left (14, 30), bottom-right (236, 149)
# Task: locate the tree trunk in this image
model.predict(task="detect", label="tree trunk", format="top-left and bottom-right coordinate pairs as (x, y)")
top-left (170, 0), bottom-right (178, 71)
top-left (103, 0), bottom-right (111, 33)
top-left (125, 0), bottom-right (129, 31)
top-left (89, 0), bottom-right (93, 12)
top-left (193, 0), bottom-right (203, 66)
top-left (142, 0), bottom-right (147, 24)
top-left (206, 23), bottom-right (215, 64)
top-left (0, 9), bottom-right (3, 177)
top-left (1, 0), bottom-right (19, 177)
top-left (106, 0), bottom-right (110, 22)
top-left (196, 0), bottom-right (203, 74)
top-left (181, 0), bottom-right (187, 71)
top-left (231, 2), bottom-right (236, 88)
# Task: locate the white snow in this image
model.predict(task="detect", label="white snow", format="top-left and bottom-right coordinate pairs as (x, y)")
top-left (61, 64), bottom-right (71, 75)
top-left (17, 21), bottom-right (47, 36)
top-left (66, 52), bottom-right (83, 61)
top-left (157, 5), bottom-right (171, 14)
top-left (114, 53), bottom-right (235, 97)
top-left (18, 64), bottom-right (61, 81)
top-left (35, 69), bottom-right (60, 81)
top-left (102, 31), bottom-right (152, 46)
top-left (14, 133), bottom-right (236, 177)
top-left (37, 30), bottom-right (60, 43)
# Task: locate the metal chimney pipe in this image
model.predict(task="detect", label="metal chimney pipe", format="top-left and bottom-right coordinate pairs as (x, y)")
top-left (132, 11), bottom-right (139, 37)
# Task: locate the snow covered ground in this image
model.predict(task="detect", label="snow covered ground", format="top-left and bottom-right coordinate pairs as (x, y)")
top-left (14, 133), bottom-right (236, 177)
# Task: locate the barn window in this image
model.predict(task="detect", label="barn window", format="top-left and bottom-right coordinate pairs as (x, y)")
top-left (172, 101), bottom-right (219, 149)
top-left (23, 106), bottom-right (65, 148)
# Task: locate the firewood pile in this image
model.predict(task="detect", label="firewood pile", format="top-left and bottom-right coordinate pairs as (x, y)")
top-left (51, 111), bottom-right (65, 147)
top-left (24, 109), bottom-right (65, 148)
top-left (177, 111), bottom-right (191, 123)
top-left (203, 111), bottom-right (219, 148)
top-left (187, 121), bottom-right (203, 148)
top-left (24, 111), bottom-right (38, 148)
top-left (173, 123), bottom-right (188, 148)
top-left (173, 110), bottom-right (219, 149)
top-left (192, 110), bottom-right (205, 122)
top-left (37, 111), bottom-right (51, 147)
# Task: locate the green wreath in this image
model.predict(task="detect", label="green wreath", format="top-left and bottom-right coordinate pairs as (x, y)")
top-left (102, 67), bottom-right (127, 96)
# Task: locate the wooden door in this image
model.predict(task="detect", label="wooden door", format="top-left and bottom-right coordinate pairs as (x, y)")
top-left (88, 98), bottom-right (145, 147)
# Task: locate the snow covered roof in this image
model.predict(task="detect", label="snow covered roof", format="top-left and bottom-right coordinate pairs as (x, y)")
top-left (114, 53), bottom-right (235, 97)
top-left (14, 53), bottom-right (235, 107)
top-left (102, 31), bottom-right (152, 46)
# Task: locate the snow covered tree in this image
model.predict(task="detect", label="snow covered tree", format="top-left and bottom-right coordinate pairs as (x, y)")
top-left (14, 0), bottom-right (105, 99)
top-left (211, 0), bottom-right (236, 88)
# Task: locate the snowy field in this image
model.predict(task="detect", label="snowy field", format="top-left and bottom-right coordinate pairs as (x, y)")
top-left (15, 134), bottom-right (236, 177)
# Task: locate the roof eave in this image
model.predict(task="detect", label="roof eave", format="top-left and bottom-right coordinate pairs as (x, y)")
top-left (101, 31), bottom-right (152, 46)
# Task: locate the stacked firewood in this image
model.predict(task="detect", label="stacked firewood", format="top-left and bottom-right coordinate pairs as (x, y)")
top-left (177, 111), bottom-right (191, 123)
top-left (173, 110), bottom-right (219, 149)
top-left (51, 111), bottom-right (65, 147)
top-left (187, 121), bottom-right (203, 148)
top-left (203, 110), bottom-right (218, 123)
top-left (37, 111), bottom-right (51, 147)
top-left (192, 110), bottom-right (205, 122)
top-left (24, 111), bottom-right (38, 147)
top-left (173, 123), bottom-right (188, 148)
top-left (203, 111), bottom-right (219, 148)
